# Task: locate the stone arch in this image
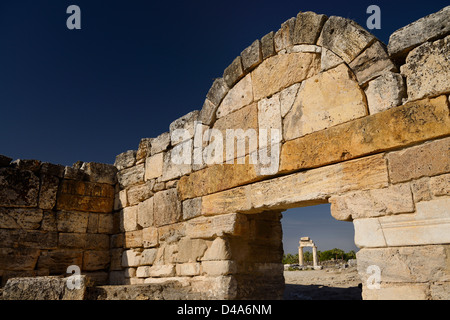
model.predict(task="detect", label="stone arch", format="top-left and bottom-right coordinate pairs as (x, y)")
top-left (110, 7), bottom-right (450, 300)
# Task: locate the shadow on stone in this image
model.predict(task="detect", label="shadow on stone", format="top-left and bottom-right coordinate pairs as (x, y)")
top-left (283, 283), bottom-right (362, 300)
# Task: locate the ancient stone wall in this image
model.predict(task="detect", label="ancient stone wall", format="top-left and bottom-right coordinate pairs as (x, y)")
top-left (0, 6), bottom-right (449, 300)
top-left (0, 157), bottom-right (117, 286)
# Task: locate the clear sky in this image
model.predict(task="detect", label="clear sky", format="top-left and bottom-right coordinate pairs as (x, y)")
top-left (0, 0), bottom-right (446, 254)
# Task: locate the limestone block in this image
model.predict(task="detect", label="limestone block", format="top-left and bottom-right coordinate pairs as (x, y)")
top-left (274, 17), bottom-right (295, 52)
top-left (206, 78), bottom-right (229, 107)
top-left (127, 180), bottom-right (154, 206)
top-left (81, 162), bottom-right (117, 185)
top-left (280, 83), bottom-right (301, 118)
top-left (362, 283), bottom-right (429, 300)
top-left (202, 237), bottom-right (232, 261)
top-left (143, 265), bottom-right (175, 278)
top-left (284, 44), bottom-right (322, 54)
top-left (83, 250), bottom-right (110, 271)
top-left (261, 31), bottom-right (275, 59)
top-left (87, 213), bottom-right (99, 234)
top-left (158, 223), bottom-right (185, 244)
top-left (124, 267), bottom-right (136, 278)
top-left (161, 140), bottom-right (192, 181)
top-left (124, 230), bottom-right (142, 248)
top-left (199, 99), bottom-right (217, 127)
top-left (38, 175), bottom-right (60, 210)
top-left (431, 282), bottom-right (450, 300)
top-left (36, 249), bottom-right (83, 274)
top-left (223, 56), bottom-right (244, 88)
top-left (0, 168), bottom-right (39, 208)
top-left (114, 150), bottom-right (136, 171)
top-left (63, 166), bottom-right (87, 181)
top-left (176, 238), bottom-right (208, 263)
top-left (258, 94), bottom-right (282, 148)
top-left (401, 36), bottom-right (450, 101)
top-left (98, 213), bottom-right (114, 234)
top-left (388, 6), bottom-right (450, 58)
top-left (0, 208), bottom-right (43, 230)
top-left (137, 197), bottom-right (154, 228)
top-left (430, 174), bottom-right (450, 196)
top-left (241, 39), bottom-right (262, 72)
top-left (365, 72), bottom-right (406, 114)
top-left (213, 103), bottom-right (259, 162)
top-left (140, 248), bottom-right (158, 266)
top-left (11, 159), bottom-right (41, 172)
top-left (330, 183), bottom-right (414, 221)
top-left (357, 245), bottom-right (450, 284)
top-left (252, 52), bottom-right (321, 101)
top-left (410, 178), bottom-right (432, 203)
top-left (280, 95), bottom-right (450, 173)
top-left (153, 189), bottom-right (182, 227)
top-left (176, 263), bottom-right (201, 276)
top-left (216, 74), bottom-right (254, 119)
top-left (56, 180), bottom-right (115, 213)
top-left (202, 260), bottom-right (237, 276)
top-left (117, 164), bottom-right (145, 189)
top-left (182, 197), bottom-right (202, 220)
top-left (136, 138), bottom-right (152, 163)
top-left (0, 247), bottom-right (40, 271)
top-left (169, 110), bottom-right (200, 146)
top-left (122, 249), bottom-right (142, 267)
top-left (121, 205), bottom-right (138, 232)
top-left (114, 189), bottom-right (128, 210)
top-left (293, 11), bottom-right (327, 45)
top-left (186, 213), bottom-right (249, 239)
top-left (354, 198), bottom-right (450, 248)
top-left (349, 41), bottom-right (397, 85)
top-left (320, 48), bottom-right (344, 72)
top-left (58, 233), bottom-right (87, 249)
top-left (283, 64), bottom-right (367, 141)
top-left (151, 132), bottom-right (170, 155)
top-left (142, 227), bottom-right (158, 248)
top-left (86, 234), bottom-right (109, 250)
top-left (387, 137), bottom-right (450, 184)
top-left (57, 211), bottom-right (89, 233)
top-left (318, 16), bottom-right (375, 63)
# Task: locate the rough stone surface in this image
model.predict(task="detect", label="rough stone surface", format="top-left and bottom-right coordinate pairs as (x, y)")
top-left (365, 71), bottom-right (406, 114)
top-left (169, 110), bottom-right (200, 146)
top-left (241, 40), bottom-right (262, 72)
top-left (388, 6), bottom-right (450, 58)
top-left (261, 31), bottom-right (275, 59)
top-left (274, 17), bottom-right (295, 52)
top-left (114, 150), bottom-right (136, 171)
top-left (151, 132), bottom-right (171, 155)
top-left (199, 99), bottom-right (217, 127)
top-left (281, 95), bottom-right (450, 173)
top-left (0, 168), bottom-right (39, 208)
top-left (223, 56), bottom-right (244, 88)
top-left (400, 36), bottom-right (450, 101)
top-left (216, 74), bottom-right (254, 119)
top-left (318, 16), bottom-right (375, 63)
top-left (0, 155), bottom-right (12, 167)
top-left (283, 63), bottom-right (367, 141)
top-left (206, 78), bottom-right (229, 107)
top-left (320, 48), bottom-right (344, 71)
top-left (387, 137), bottom-right (450, 184)
top-left (293, 11), bottom-right (327, 45)
top-left (161, 140), bottom-right (192, 181)
top-left (117, 164), bottom-right (145, 189)
top-left (136, 138), bottom-right (152, 163)
top-left (252, 52), bottom-right (321, 101)
top-left (145, 152), bottom-right (164, 181)
top-left (349, 41), bottom-right (397, 85)
top-left (279, 83), bottom-right (301, 118)
top-left (137, 197), bottom-right (154, 228)
top-left (153, 189), bottom-right (182, 227)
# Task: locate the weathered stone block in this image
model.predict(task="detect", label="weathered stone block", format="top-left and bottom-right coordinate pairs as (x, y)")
top-left (202, 260), bottom-right (237, 276)
top-left (216, 74), bottom-right (254, 119)
top-left (140, 248), bottom-right (157, 266)
top-left (127, 180), bottom-right (154, 206)
top-left (400, 36), bottom-right (450, 101)
top-left (0, 208), bottom-right (43, 230)
top-left (122, 249), bottom-right (142, 267)
top-left (280, 95), bottom-right (450, 173)
top-left (199, 99), bottom-right (217, 127)
top-left (57, 211), bottom-right (89, 233)
top-left (0, 247), bottom-right (40, 271)
top-left (114, 150), bottom-right (136, 171)
top-left (176, 238), bottom-right (208, 263)
top-left (0, 168), bottom-right (39, 208)
top-left (114, 189), bottom-right (128, 211)
top-left (137, 197), bottom-right (154, 228)
top-left (153, 189), bottom-right (182, 227)
top-left (83, 250), bottom-right (110, 271)
top-left (124, 230), bottom-right (143, 248)
top-left (293, 11), bottom-right (327, 45)
top-left (121, 205), bottom-right (138, 232)
top-left (283, 63), bottom-right (367, 141)
top-left (202, 237), bottom-right (232, 261)
top-left (58, 233), bottom-right (87, 249)
top-left (0, 154), bottom-right (12, 167)
top-left (182, 197), bottom-right (202, 220)
top-left (161, 140), bottom-right (192, 181)
top-left (82, 162), bottom-right (117, 185)
top-left (388, 6), bottom-right (450, 58)
top-left (56, 180), bottom-right (115, 213)
top-left (258, 94), bottom-right (282, 147)
top-left (169, 110), bottom-right (200, 146)
top-left (387, 137), bottom-right (450, 184)
top-left (151, 132), bottom-right (171, 155)
top-left (176, 263), bottom-right (201, 276)
top-left (117, 164), bottom-right (145, 189)
top-left (98, 213), bottom-right (114, 234)
top-left (206, 78), bottom-right (229, 107)
top-left (38, 175), bottom-right (60, 210)
top-left (252, 52), bottom-right (321, 101)
top-left (11, 159), bottom-right (41, 172)
top-left (36, 250), bottom-right (83, 274)
top-left (142, 227), bottom-right (158, 248)
top-left (223, 56), bottom-right (244, 88)
top-left (136, 138), bottom-right (152, 163)
top-left (349, 41), bottom-right (397, 85)
top-left (274, 17), bottom-right (295, 52)
top-left (365, 71), bottom-right (406, 114)
top-left (430, 173), bottom-right (450, 197)
top-left (261, 31), bottom-right (275, 59)
top-left (320, 48), bottom-right (344, 72)
top-left (241, 39), bottom-right (262, 72)
top-left (318, 16), bottom-right (375, 63)
top-left (186, 213), bottom-right (249, 239)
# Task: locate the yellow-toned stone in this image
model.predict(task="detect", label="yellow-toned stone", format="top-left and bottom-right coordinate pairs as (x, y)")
top-left (280, 95), bottom-right (450, 173)
top-left (283, 64), bottom-right (367, 141)
top-left (251, 52), bottom-right (321, 101)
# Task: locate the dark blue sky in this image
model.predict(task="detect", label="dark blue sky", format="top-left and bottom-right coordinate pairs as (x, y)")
top-left (0, 1), bottom-right (446, 253)
top-left (0, 0), bottom-right (447, 166)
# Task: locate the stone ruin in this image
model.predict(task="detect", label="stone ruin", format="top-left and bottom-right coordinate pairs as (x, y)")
top-left (298, 237), bottom-right (321, 270)
top-left (0, 7), bottom-right (449, 300)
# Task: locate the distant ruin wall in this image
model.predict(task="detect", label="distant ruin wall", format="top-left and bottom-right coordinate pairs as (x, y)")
top-left (0, 158), bottom-right (117, 286)
top-left (0, 6), bottom-right (449, 300)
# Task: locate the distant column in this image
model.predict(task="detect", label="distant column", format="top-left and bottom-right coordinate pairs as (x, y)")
top-left (312, 246), bottom-right (318, 268)
top-left (298, 246), bottom-right (304, 266)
